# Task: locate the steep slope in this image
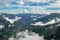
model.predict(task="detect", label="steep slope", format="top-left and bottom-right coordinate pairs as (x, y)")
top-left (35, 13), bottom-right (60, 23)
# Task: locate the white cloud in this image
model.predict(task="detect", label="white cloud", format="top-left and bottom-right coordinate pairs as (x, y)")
top-left (0, 6), bottom-right (49, 14)
top-left (0, 25), bottom-right (5, 29)
top-left (0, 0), bottom-right (14, 5)
top-left (8, 37), bottom-right (15, 40)
top-left (31, 22), bottom-right (47, 26)
top-left (31, 18), bottom-right (60, 26)
top-left (0, 0), bottom-right (60, 14)
top-left (8, 30), bottom-right (44, 40)
top-left (5, 4), bottom-right (11, 7)
top-left (4, 16), bottom-right (22, 24)
top-left (45, 0), bottom-right (60, 8)
top-left (16, 0), bottom-right (25, 6)
top-left (28, 0), bottom-right (51, 3)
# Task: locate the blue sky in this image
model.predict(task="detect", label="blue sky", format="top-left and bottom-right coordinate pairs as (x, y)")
top-left (0, 0), bottom-right (60, 14)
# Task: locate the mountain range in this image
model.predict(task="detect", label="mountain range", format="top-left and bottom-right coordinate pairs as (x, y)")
top-left (0, 13), bottom-right (60, 40)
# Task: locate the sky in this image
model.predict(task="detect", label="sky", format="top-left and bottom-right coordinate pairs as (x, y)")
top-left (0, 0), bottom-right (60, 14)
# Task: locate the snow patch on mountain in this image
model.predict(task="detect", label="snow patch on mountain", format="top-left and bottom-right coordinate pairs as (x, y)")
top-left (33, 16), bottom-right (47, 21)
top-left (4, 16), bottom-right (22, 24)
top-left (31, 16), bottom-right (37, 18)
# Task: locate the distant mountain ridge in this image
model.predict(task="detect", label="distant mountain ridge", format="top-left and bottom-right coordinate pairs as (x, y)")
top-left (35, 13), bottom-right (60, 23)
top-left (1, 13), bottom-right (45, 24)
top-left (1, 13), bottom-right (60, 25)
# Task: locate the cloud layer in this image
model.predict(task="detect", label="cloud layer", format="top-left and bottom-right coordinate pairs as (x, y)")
top-left (8, 30), bottom-right (44, 40)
